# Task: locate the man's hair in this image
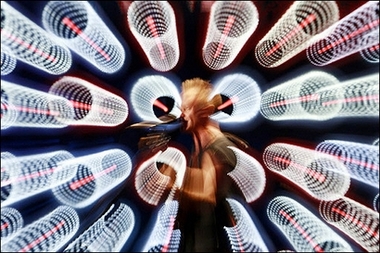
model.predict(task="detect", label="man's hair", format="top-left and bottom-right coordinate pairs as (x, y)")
top-left (181, 78), bottom-right (222, 113)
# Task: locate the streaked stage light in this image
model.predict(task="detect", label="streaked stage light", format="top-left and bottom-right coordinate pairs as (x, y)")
top-left (1, 205), bottom-right (79, 252)
top-left (307, 1), bottom-right (379, 66)
top-left (48, 76), bottom-right (129, 127)
top-left (63, 202), bottom-right (135, 252)
top-left (319, 196), bottom-right (379, 252)
top-left (227, 146), bottom-right (266, 203)
top-left (260, 70), bottom-right (340, 121)
top-left (255, 1), bottom-right (339, 68)
top-left (42, 1), bottom-right (126, 74)
top-left (135, 147), bottom-right (186, 206)
top-left (263, 142), bottom-right (351, 201)
top-left (140, 200), bottom-right (181, 252)
top-left (1, 1), bottom-right (72, 75)
top-left (210, 72), bottom-right (261, 124)
top-left (316, 140), bottom-right (379, 188)
top-left (126, 1), bottom-right (180, 72)
top-left (360, 32), bottom-right (379, 63)
top-left (130, 75), bottom-right (182, 122)
top-left (1, 45), bottom-right (17, 76)
top-left (267, 196), bottom-right (353, 252)
top-left (1, 150), bottom-right (75, 207)
top-left (1, 80), bottom-right (74, 130)
top-left (52, 148), bottom-right (132, 208)
top-left (326, 72), bottom-right (379, 118)
top-left (0, 206), bottom-right (24, 245)
top-left (202, 1), bottom-right (259, 70)
top-left (224, 198), bottom-right (269, 252)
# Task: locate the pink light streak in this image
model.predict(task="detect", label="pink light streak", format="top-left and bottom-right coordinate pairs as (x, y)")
top-left (269, 94), bottom-right (320, 108)
top-left (265, 14), bottom-right (316, 57)
top-left (1, 104), bottom-right (60, 117)
top-left (321, 94), bottom-right (379, 106)
top-left (69, 164), bottom-right (117, 190)
top-left (369, 44), bottom-right (379, 52)
top-left (146, 16), bottom-right (166, 59)
top-left (1, 29), bottom-right (57, 63)
top-left (213, 15), bottom-right (235, 58)
top-left (274, 156), bottom-right (326, 183)
top-left (331, 207), bottom-right (379, 238)
top-left (279, 209), bottom-right (324, 252)
top-left (152, 99), bottom-right (169, 112)
top-left (1, 222), bottom-right (9, 230)
top-left (1, 167), bottom-right (59, 187)
top-left (217, 95), bottom-right (239, 110)
top-left (329, 153), bottom-right (379, 171)
top-left (161, 215), bottom-right (175, 252)
top-left (62, 17), bottom-right (111, 61)
top-left (69, 100), bottom-right (114, 115)
top-left (317, 19), bottom-right (380, 54)
top-left (19, 220), bottom-right (65, 252)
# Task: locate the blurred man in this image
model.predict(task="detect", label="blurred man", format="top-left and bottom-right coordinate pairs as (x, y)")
top-left (176, 77), bottom-right (246, 252)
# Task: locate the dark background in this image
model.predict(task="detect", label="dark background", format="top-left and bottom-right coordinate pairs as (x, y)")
top-left (1, 1), bottom-right (378, 252)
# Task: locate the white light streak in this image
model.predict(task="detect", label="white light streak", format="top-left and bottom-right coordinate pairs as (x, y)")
top-left (142, 200), bottom-right (181, 252)
top-left (130, 75), bottom-right (182, 122)
top-left (267, 196), bottom-right (353, 252)
top-left (227, 146), bottom-right (266, 203)
top-left (1, 1), bottom-right (72, 75)
top-left (319, 196), bottom-right (379, 252)
top-left (127, 1), bottom-right (180, 72)
top-left (48, 76), bottom-right (129, 126)
top-left (1, 45), bottom-right (17, 76)
top-left (1, 207), bottom-right (23, 245)
top-left (52, 149), bottom-right (132, 208)
top-left (210, 73), bottom-right (261, 123)
top-left (203, 1), bottom-right (259, 70)
top-left (1, 205), bottom-right (79, 252)
top-left (263, 143), bottom-right (350, 201)
top-left (42, 1), bottom-right (126, 73)
top-left (307, 1), bottom-right (379, 66)
top-left (316, 140), bottom-right (379, 188)
top-left (224, 198), bottom-right (269, 252)
top-left (63, 203), bottom-right (135, 252)
top-left (135, 147), bottom-right (186, 206)
top-left (1, 150), bottom-right (76, 206)
top-left (255, 1), bottom-right (339, 68)
top-left (1, 80), bottom-right (74, 129)
top-left (260, 71), bottom-right (341, 121)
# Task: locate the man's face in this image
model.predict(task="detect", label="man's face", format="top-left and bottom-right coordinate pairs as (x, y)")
top-left (180, 88), bottom-right (199, 132)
